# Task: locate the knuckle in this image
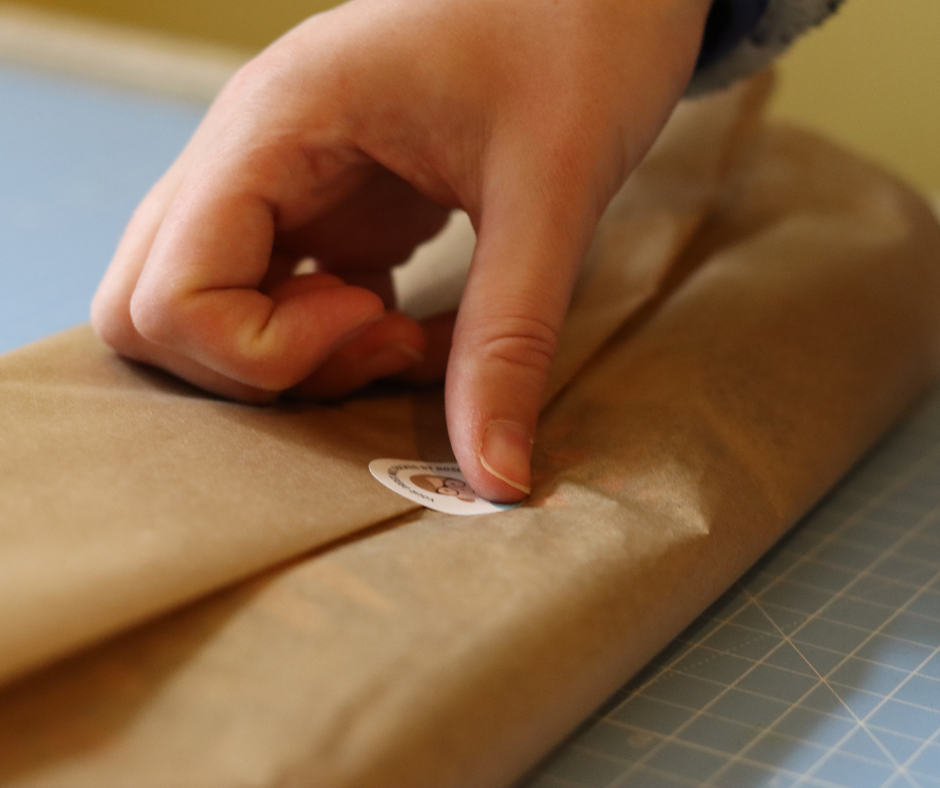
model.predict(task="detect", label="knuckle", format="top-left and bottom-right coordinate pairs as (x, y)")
top-left (222, 53), bottom-right (285, 103)
top-left (475, 314), bottom-right (559, 374)
top-left (90, 292), bottom-right (141, 357)
top-left (128, 287), bottom-right (181, 348)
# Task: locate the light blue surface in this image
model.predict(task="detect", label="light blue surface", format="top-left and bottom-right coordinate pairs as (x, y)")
top-left (0, 64), bottom-right (204, 353)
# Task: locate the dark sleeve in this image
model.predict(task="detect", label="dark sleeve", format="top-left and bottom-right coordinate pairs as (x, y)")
top-left (688, 0), bottom-right (845, 95)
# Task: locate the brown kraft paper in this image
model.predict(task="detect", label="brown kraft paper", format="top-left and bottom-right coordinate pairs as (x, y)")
top-left (1, 74), bottom-right (940, 785)
top-left (0, 75), bottom-right (767, 685)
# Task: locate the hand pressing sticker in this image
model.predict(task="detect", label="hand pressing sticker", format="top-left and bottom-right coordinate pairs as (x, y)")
top-left (369, 460), bottom-right (521, 516)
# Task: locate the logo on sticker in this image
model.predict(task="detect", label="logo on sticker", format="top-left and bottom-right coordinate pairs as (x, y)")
top-left (369, 459), bottom-right (519, 516)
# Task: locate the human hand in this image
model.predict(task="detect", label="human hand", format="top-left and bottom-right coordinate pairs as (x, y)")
top-left (91, 0), bottom-right (710, 502)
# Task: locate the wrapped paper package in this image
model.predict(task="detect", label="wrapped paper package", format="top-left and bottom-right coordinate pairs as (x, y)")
top-left (1, 74), bottom-right (940, 786)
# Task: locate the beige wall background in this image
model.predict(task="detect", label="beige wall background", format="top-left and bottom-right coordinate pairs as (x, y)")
top-left (14, 0), bottom-right (940, 193)
top-left (773, 0), bottom-right (939, 195)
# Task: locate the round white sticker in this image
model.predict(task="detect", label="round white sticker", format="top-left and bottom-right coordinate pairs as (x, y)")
top-left (369, 459), bottom-right (520, 516)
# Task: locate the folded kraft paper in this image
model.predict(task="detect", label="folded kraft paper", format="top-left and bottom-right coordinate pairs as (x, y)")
top-left (1, 73), bottom-right (939, 786)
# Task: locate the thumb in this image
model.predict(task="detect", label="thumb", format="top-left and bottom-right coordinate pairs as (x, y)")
top-left (446, 171), bottom-right (599, 503)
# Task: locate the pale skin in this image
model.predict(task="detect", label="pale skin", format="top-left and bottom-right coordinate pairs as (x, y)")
top-left (91, 0), bottom-right (712, 502)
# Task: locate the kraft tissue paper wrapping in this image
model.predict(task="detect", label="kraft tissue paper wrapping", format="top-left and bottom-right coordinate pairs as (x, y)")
top-left (0, 74), bottom-right (766, 687)
top-left (1, 73), bottom-right (940, 786)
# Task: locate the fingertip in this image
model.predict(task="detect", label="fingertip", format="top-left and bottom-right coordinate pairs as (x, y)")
top-left (289, 310), bottom-right (427, 399)
top-left (451, 417), bottom-right (533, 504)
top-left (479, 419), bottom-right (533, 491)
top-left (475, 419), bottom-right (533, 502)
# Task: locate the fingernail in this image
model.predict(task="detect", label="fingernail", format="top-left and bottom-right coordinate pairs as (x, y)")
top-left (479, 420), bottom-right (533, 495)
top-left (360, 342), bottom-right (424, 378)
top-left (341, 312), bottom-right (385, 345)
top-left (390, 342), bottom-right (424, 363)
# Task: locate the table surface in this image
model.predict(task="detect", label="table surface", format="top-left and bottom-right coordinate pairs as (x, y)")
top-left (0, 63), bottom-right (203, 355)
top-left (3, 63), bottom-right (939, 788)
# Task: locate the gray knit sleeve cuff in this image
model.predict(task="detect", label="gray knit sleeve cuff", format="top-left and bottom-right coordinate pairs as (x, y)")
top-left (687, 0), bottom-right (844, 96)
